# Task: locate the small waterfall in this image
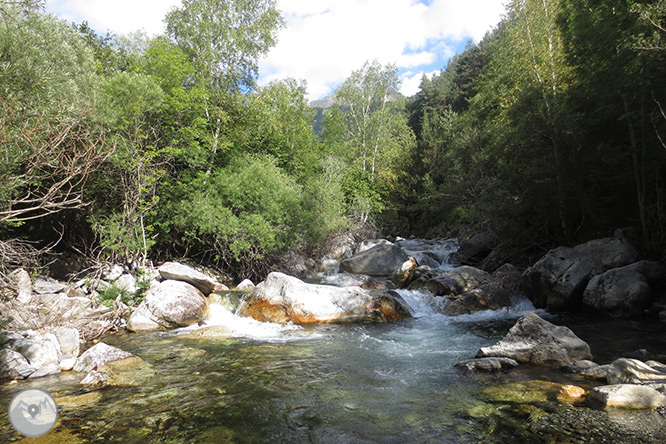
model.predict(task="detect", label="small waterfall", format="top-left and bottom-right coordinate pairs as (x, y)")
top-left (394, 288), bottom-right (445, 317)
top-left (178, 293), bottom-right (308, 342)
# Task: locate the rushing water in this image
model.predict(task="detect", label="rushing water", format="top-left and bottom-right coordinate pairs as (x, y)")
top-left (2, 241), bottom-right (666, 443)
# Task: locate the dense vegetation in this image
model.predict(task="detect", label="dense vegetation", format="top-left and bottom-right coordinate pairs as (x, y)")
top-left (406, 0), bottom-right (666, 265)
top-left (1, 0), bottom-right (665, 282)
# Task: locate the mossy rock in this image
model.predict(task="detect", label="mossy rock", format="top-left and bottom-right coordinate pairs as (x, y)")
top-left (480, 380), bottom-right (577, 404)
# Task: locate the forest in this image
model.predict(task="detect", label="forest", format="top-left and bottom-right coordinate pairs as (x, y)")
top-left (1, 0), bottom-right (665, 283)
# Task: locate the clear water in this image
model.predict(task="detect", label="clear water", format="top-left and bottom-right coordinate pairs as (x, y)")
top-left (3, 292), bottom-right (665, 443)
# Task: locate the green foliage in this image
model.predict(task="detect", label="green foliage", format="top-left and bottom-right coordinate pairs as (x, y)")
top-left (171, 154), bottom-right (307, 278)
top-left (98, 282), bottom-right (144, 308)
top-left (165, 0), bottom-right (284, 92)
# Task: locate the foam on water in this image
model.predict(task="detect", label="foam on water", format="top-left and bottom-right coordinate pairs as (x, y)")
top-left (395, 287), bottom-right (548, 322)
top-left (179, 303), bottom-right (313, 342)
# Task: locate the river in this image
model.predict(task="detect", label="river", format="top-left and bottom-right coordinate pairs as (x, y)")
top-left (2, 241), bottom-right (666, 443)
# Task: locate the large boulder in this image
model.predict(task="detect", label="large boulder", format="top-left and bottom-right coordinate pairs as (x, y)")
top-left (421, 266), bottom-right (489, 296)
top-left (73, 342), bottom-right (134, 373)
top-left (587, 384), bottom-right (666, 410)
top-left (74, 342), bottom-right (153, 387)
top-left (8, 268), bottom-right (32, 303)
top-left (573, 237), bottom-right (640, 271)
top-left (127, 280), bottom-right (208, 332)
top-left (0, 349), bottom-right (35, 379)
top-left (320, 273), bottom-right (386, 289)
top-left (238, 272), bottom-right (411, 324)
top-left (456, 232), bottom-right (500, 266)
top-left (340, 244), bottom-right (409, 276)
top-left (158, 262), bottom-right (226, 295)
top-left (606, 358), bottom-right (666, 385)
top-left (521, 247), bottom-right (601, 311)
top-left (582, 261), bottom-right (665, 318)
top-left (410, 265), bottom-right (517, 316)
top-left (476, 312), bottom-right (592, 367)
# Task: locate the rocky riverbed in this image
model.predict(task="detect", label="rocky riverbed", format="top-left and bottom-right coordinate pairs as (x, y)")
top-left (1, 235), bottom-right (665, 442)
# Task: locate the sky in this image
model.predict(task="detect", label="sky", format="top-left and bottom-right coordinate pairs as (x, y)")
top-left (45, 0), bottom-right (507, 100)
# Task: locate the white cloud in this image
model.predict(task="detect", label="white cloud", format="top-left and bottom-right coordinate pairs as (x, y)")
top-left (400, 70), bottom-right (439, 97)
top-left (45, 0), bottom-right (506, 99)
top-left (46, 0), bottom-right (180, 36)
top-left (261, 0), bottom-right (506, 99)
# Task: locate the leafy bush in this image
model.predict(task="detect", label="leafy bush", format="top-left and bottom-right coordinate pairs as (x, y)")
top-left (170, 154), bottom-right (307, 279)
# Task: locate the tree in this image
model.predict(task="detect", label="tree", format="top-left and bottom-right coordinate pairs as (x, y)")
top-left (0, 8), bottom-right (110, 227)
top-left (90, 72), bottom-right (165, 264)
top-left (165, 0), bottom-right (284, 92)
top-left (330, 61), bottom-right (415, 226)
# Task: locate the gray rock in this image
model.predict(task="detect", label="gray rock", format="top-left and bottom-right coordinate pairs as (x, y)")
top-left (456, 232), bottom-right (500, 265)
top-left (411, 252), bottom-right (440, 269)
top-left (521, 247), bottom-right (601, 311)
top-left (476, 313), bottom-right (592, 367)
top-left (236, 279), bottom-right (255, 290)
top-left (127, 280), bottom-right (208, 332)
top-left (28, 363), bottom-right (61, 379)
top-left (340, 243), bottom-right (409, 276)
top-left (454, 357), bottom-right (519, 372)
top-left (33, 276), bottom-right (66, 295)
top-left (318, 258), bottom-right (340, 274)
top-left (423, 266), bottom-right (489, 296)
top-left (114, 274), bottom-right (138, 294)
top-left (561, 360), bottom-right (610, 380)
top-left (11, 335), bottom-right (59, 368)
top-left (606, 358), bottom-right (666, 385)
top-left (54, 327), bottom-right (80, 357)
top-left (582, 261), bottom-right (665, 317)
top-left (0, 349), bottom-right (35, 379)
top-left (238, 272), bottom-right (411, 324)
top-left (158, 262), bottom-right (225, 295)
top-left (587, 384), bottom-right (666, 410)
top-left (59, 357), bottom-right (77, 371)
top-left (103, 264), bottom-right (125, 281)
top-left (73, 342), bottom-right (134, 373)
top-left (9, 268), bottom-right (32, 303)
top-left (320, 273), bottom-right (386, 289)
top-left (80, 370), bottom-right (109, 386)
top-left (357, 239), bottom-right (393, 254)
top-left (573, 237), bottom-right (640, 271)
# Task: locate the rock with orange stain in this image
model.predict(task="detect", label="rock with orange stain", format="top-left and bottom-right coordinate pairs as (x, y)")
top-left (238, 272), bottom-right (411, 324)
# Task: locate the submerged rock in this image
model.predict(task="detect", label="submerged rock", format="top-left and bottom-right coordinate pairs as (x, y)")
top-left (476, 313), bottom-right (592, 367)
top-left (454, 357), bottom-right (519, 373)
top-left (74, 342), bottom-right (134, 373)
top-left (238, 272), bottom-right (411, 324)
top-left (606, 358), bottom-right (666, 385)
top-left (127, 280), bottom-right (208, 332)
top-left (340, 243), bottom-right (409, 276)
top-left (587, 384), bottom-right (666, 410)
top-left (561, 360), bottom-right (610, 380)
top-left (481, 380), bottom-right (586, 405)
top-left (75, 342), bottom-right (152, 387)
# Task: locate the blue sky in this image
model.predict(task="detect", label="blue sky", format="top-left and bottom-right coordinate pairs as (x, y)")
top-left (45, 0), bottom-right (507, 100)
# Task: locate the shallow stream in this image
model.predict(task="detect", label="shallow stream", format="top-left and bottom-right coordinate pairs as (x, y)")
top-left (2, 241), bottom-right (666, 443)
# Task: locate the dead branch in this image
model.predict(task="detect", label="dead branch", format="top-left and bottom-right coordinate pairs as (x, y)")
top-left (0, 98), bottom-right (115, 224)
